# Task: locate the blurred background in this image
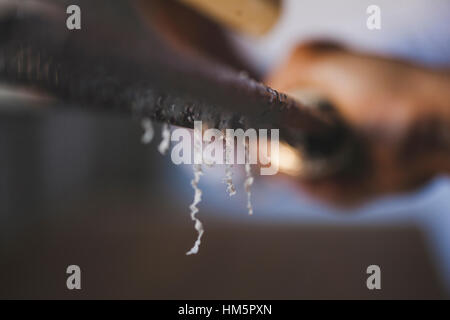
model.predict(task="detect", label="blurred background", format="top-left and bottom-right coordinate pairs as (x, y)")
top-left (0, 0), bottom-right (449, 299)
top-left (0, 105), bottom-right (448, 299)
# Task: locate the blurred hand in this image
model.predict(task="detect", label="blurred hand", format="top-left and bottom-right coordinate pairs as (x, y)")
top-left (136, 0), bottom-right (450, 205)
top-left (267, 43), bottom-right (450, 204)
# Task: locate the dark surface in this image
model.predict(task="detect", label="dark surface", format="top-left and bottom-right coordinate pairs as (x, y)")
top-left (0, 110), bottom-right (445, 299)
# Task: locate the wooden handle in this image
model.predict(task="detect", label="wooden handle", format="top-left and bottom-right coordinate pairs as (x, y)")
top-left (177, 0), bottom-right (281, 35)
